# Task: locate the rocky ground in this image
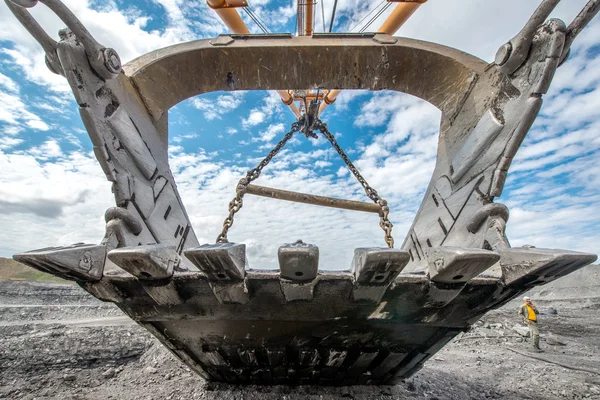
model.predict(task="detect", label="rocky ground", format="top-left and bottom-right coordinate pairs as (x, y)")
top-left (1, 279), bottom-right (599, 400)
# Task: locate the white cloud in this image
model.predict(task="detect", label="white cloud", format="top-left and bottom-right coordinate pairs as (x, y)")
top-left (242, 91), bottom-right (283, 129)
top-left (0, 89), bottom-right (50, 133)
top-left (242, 109), bottom-right (266, 128)
top-left (0, 0), bottom-right (229, 93)
top-left (172, 133), bottom-right (199, 144)
top-left (190, 92), bottom-right (245, 121)
top-left (336, 167), bottom-right (349, 178)
top-left (328, 90), bottom-right (369, 115)
top-left (0, 72), bottom-right (18, 93)
top-left (314, 160), bottom-right (332, 169)
top-left (0, 148), bottom-right (113, 254)
top-left (0, 136), bottom-right (23, 150)
top-left (253, 123), bottom-right (285, 143)
top-left (241, 2), bottom-right (296, 32)
top-left (26, 139), bottom-right (63, 159)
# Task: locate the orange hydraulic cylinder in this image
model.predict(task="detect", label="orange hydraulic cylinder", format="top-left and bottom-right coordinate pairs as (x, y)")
top-left (318, 89), bottom-right (341, 116)
top-left (215, 8), bottom-right (250, 33)
top-left (305, 0), bottom-right (314, 36)
top-left (378, 0), bottom-right (426, 35)
top-left (277, 90), bottom-right (301, 118)
top-left (207, 0), bottom-right (250, 34)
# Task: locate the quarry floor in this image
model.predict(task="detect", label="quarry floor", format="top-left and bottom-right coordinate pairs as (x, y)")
top-left (1, 280), bottom-right (599, 400)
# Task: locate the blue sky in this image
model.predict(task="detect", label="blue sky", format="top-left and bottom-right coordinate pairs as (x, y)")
top-left (0, 0), bottom-right (599, 270)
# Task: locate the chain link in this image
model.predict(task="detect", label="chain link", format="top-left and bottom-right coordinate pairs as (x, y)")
top-left (216, 121), bottom-right (302, 243)
top-left (314, 120), bottom-right (395, 248)
top-left (216, 117), bottom-right (394, 248)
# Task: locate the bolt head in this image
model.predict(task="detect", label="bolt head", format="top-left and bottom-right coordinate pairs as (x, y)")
top-left (495, 43), bottom-right (512, 66)
top-left (103, 48), bottom-right (121, 74)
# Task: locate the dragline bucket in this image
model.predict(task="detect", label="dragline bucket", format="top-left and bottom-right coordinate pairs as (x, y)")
top-left (5, 0), bottom-right (600, 386)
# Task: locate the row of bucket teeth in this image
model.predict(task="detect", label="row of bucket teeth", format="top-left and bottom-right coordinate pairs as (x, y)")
top-left (184, 243), bottom-right (412, 303)
top-left (12, 242), bottom-right (596, 305)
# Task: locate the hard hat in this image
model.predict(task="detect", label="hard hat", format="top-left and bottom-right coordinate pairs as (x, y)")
top-left (523, 296), bottom-right (531, 301)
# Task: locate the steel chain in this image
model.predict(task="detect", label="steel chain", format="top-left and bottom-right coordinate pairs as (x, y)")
top-left (216, 121), bottom-right (302, 243)
top-left (216, 117), bottom-right (394, 248)
top-left (314, 120), bottom-right (395, 248)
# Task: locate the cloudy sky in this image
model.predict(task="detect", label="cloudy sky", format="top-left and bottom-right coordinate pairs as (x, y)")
top-left (0, 0), bottom-right (598, 270)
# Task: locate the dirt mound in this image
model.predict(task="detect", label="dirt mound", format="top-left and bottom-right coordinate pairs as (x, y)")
top-left (529, 264), bottom-right (600, 301)
top-left (0, 257), bottom-right (67, 282)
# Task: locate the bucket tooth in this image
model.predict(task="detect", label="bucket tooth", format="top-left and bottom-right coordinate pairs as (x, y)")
top-left (352, 248), bottom-right (410, 284)
top-left (184, 243), bottom-right (249, 304)
top-left (107, 244), bottom-right (179, 280)
top-left (498, 247), bottom-right (597, 288)
top-left (13, 244), bottom-right (106, 281)
top-left (425, 247), bottom-right (500, 284)
top-left (351, 248), bottom-right (410, 302)
top-left (107, 245), bottom-right (182, 305)
top-left (278, 240), bottom-right (319, 281)
top-left (278, 241), bottom-right (319, 302)
top-left (184, 243), bottom-right (246, 281)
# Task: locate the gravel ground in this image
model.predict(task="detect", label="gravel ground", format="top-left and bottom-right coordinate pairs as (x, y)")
top-left (0, 280), bottom-right (599, 400)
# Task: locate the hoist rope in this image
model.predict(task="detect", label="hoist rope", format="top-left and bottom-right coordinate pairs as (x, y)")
top-left (350, 0), bottom-right (385, 32)
top-left (359, 1), bottom-right (392, 33)
top-left (243, 7), bottom-right (270, 34)
top-left (321, 0), bottom-right (326, 32)
top-left (250, 7), bottom-right (271, 33)
top-left (328, 0), bottom-right (338, 32)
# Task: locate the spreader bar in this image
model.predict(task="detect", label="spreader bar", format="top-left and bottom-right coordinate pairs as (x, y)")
top-left (245, 184), bottom-right (382, 215)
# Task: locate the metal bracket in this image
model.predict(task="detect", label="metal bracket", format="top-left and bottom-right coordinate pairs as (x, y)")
top-left (495, 0), bottom-right (560, 75)
top-left (5, 0), bottom-right (121, 80)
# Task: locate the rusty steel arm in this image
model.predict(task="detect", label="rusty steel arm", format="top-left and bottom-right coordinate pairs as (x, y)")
top-left (245, 184), bottom-right (383, 215)
top-left (318, 0), bottom-right (427, 116)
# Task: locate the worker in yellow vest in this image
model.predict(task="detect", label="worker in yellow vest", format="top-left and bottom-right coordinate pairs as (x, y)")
top-left (519, 296), bottom-right (541, 352)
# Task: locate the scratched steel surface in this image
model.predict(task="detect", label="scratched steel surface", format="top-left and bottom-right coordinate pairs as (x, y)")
top-left (6, 0), bottom-right (599, 385)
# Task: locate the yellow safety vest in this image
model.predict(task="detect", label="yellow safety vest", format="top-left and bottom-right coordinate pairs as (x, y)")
top-left (525, 304), bottom-right (537, 322)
